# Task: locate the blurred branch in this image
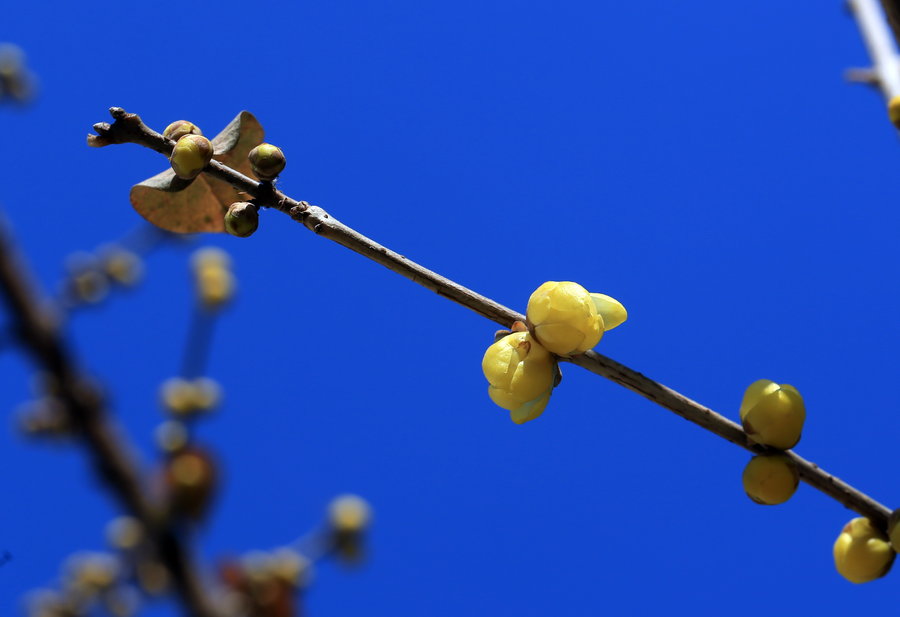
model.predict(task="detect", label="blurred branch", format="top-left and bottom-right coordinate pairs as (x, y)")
top-left (88, 108), bottom-right (893, 530)
top-left (848, 0), bottom-right (900, 99)
top-left (880, 0), bottom-right (900, 48)
top-left (0, 214), bottom-right (222, 617)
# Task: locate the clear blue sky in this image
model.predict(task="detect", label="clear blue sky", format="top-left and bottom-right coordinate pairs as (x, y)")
top-left (2, 1), bottom-right (900, 615)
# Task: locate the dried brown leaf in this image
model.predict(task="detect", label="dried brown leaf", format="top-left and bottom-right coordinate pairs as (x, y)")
top-left (130, 111), bottom-right (264, 233)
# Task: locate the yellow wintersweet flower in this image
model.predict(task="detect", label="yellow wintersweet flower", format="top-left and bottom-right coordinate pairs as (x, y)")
top-left (527, 282), bottom-right (627, 356)
top-left (482, 331), bottom-right (556, 425)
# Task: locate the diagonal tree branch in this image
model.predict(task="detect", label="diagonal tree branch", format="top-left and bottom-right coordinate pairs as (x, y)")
top-left (0, 213), bottom-right (222, 617)
top-left (87, 108), bottom-right (894, 529)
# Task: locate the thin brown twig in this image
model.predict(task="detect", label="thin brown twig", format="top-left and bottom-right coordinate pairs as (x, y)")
top-left (88, 108), bottom-right (893, 530)
top-left (0, 214), bottom-right (222, 617)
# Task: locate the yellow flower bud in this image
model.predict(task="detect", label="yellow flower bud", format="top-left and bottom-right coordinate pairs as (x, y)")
top-left (527, 281), bottom-right (603, 356)
top-left (328, 494), bottom-right (372, 533)
top-left (163, 120), bottom-right (202, 142)
top-left (741, 453), bottom-right (799, 505)
top-left (482, 331), bottom-right (556, 424)
top-left (833, 517), bottom-right (894, 583)
top-left (170, 134), bottom-right (213, 180)
top-left (739, 379), bottom-right (805, 450)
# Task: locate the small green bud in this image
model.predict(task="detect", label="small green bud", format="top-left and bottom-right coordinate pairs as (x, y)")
top-left (170, 134), bottom-right (213, 180)
top-left (224, 202), bottom-right (259, 238)
top-left (248, 143), bottom-right (286, 181)
top-left (163, 120), bottom-right (202, 142)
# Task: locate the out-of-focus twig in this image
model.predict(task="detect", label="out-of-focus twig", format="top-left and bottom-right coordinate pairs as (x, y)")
top-left (0, 213), bottom-right (222, 617)
top-left (848, 0), bottom-right (900, 99)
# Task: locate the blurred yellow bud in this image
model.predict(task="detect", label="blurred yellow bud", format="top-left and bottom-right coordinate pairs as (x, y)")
top-left (192, 377), bottom-right (222, 410)
top-left (190, 248), bottom-right (235, 307)
top-left (527, 281), bottom-right (603, 356)
top-left (329, 494), bottom-right (372, 533)
top-left (100, 246), bottom-right (143, 286)
top-left (270, 548), bottom-right (312, 588)
top-left (741, 453), bottom-right (799, 505)
top-left (160, 378), bottom-right (196, 415)
top-left (159, 377), bottom-right (222, 417)
top-left (739, 379), bottom-right (805, 450)
top-left (155, 420), bottom-right (189, 453)
top-left (833, 517), bottom-right (894, 583)
top-left (889, 95), bottom-right (900, 130)
top-left (105, 517), bottom-right (144, 551)
top-left (64, 551), bottom-right (119, 591)
top-left (191, 247), bottom-right (231, 271)
top-left (482, 331), bottom-right (556, 424)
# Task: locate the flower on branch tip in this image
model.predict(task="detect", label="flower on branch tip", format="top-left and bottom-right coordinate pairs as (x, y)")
top-left (526, 281), bottom-right (627, 357)
top-left (482, 331), bottom-right (557, 425)
top-left (739, 379), bottom-right (805, 450)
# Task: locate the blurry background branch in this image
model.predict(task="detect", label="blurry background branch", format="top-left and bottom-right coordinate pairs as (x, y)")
top-left (0, 43), bottom-right (36, 105)
top-left (0, 213), bottom-right (222, 617)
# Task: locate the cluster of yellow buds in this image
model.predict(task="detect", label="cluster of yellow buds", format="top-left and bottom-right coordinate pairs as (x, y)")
top-left (159, 376), bottom-right (222, 417)
top-left (482, 281), bottom-right (627, 425)
top-left (165, 118), bottom-right (287, 238)
top-left (733, 381), bottom-right (900, 583)
top-left (737, 380), bottom-right (806, 506)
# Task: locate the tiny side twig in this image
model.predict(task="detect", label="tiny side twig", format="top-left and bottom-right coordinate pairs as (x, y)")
top-left (87, 108), bottom-right (892, 529)
top-left (0, 213), bottom-right (223, 617)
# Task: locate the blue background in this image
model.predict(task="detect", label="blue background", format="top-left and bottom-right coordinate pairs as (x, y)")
top-left (2, 1), bottom-right (899, 615)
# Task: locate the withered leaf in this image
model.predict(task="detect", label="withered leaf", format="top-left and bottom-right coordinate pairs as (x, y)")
top-left (130, 111), bottom-right (264, 233)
